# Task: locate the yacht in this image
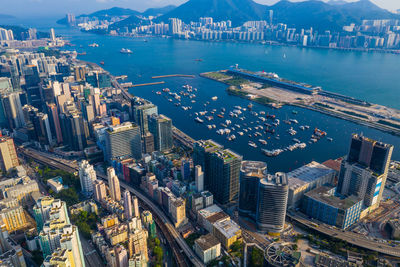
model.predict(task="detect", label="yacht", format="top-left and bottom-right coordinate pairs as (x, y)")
top-left (248, 141), bottom-right (257, 148)
top-left (120, 48), bottom-right (133, 54)
top-left (194, 117), bottom-right (204, 123)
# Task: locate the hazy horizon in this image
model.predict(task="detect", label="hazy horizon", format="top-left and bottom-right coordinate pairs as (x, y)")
top-left (0, 0), bottom-right (399, 17)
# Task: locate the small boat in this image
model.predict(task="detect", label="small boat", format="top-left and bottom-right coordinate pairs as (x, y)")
top-left (289, 119), bottom-right (298, 124)
top-left (120, 48), bottom-right (133, 54)
top-left (156, 91), bottom-right (161, 95)
top-left (293, 138), bottom-right (301, 143)
top-left (195, 117), bottom-right (204, 123)
top-left (247, 103), bottom-right (253, 109)
top-left (299, 126), bottom-right (305, 131)
top-left (100, 61), bottom-right (105, 65)
top-left (292, 110), bottom-right (298, 114)
top-left (211, 96), bottom-right (218, 101)
top-left (217, 114), bottom-right (224, 118)
top-left (248, 141), bottom-right (257, 148)
top-left (258, 139), bottom-right (267, 145)
top-left (327, 137), bottom-right (333, 142)
top-left (88, 43), bottom-right (99, 47)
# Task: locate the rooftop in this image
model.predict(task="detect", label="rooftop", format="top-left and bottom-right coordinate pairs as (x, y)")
top-left (195, 233), bottom-right (220, 251)
top-left (213, 218), bottom-right (241, 239)
top-left (241, 161), bottom-right (267, 178)
top-left (287, 161), bottom-right (336, 189)
top-left (198, 204), bottom-right (223, 219)
top-left (305, 186), bottom-right (363, 210)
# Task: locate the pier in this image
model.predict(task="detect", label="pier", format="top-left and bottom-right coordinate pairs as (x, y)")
top-left (129, 81), bottom-right (165, 87)
top-left (152, 74), bottom-right (195, 79)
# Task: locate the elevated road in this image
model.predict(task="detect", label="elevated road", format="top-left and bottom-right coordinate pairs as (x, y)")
top-left (288, 212), bottom-right (400, 258)
top-left (20, 148), bottom-right (204, 267)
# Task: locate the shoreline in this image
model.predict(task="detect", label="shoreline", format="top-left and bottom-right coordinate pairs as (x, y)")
top-left (200, 71), bottom-right (400, 137)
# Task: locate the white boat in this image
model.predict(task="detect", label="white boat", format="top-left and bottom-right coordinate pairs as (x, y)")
top-left (299, 126), bottom-right (305, 131)
top-left (120, 48), bottom-right (133, 54)
top-left (194, 117), bottom-right (204, 123)
top-left (238, 131), bottom-right (244, 136)
top-left (211, 96), bottom-right (218, 101)
top-left (327, 137), bottom-right (333, 142)
top-left (248, 141), bottom-right (257, 148)
top-left (207, 125), bottom-right (213, 130)
top-left (258, 139), bottom-right (267, 145)
top-left (289, 119), bottom-right (299, 124)
top-left (89, 43), bottom-right (99, 47)
top-left (262, 149), bottom-right (284, 157)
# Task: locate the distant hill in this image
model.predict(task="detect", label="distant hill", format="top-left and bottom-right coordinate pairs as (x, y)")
top-left (109, 15), bottom-right (149, 30)
top-left (158, 0), bottom-right (267, 27)
top-left (142, 5), bottom-right (176, 17)
top-left (0, 14), bottom-right (15, 19)
top-left (327, 0), bottom-right (348, 5)
top-left (269, 0), bottom-right (400, 31)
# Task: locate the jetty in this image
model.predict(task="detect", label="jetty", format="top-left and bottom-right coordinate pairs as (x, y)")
top-left (152, 74), bottom-right (195, 79)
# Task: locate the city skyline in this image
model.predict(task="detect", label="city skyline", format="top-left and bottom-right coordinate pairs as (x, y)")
top-left (1, 0), bottom-right (399, 17)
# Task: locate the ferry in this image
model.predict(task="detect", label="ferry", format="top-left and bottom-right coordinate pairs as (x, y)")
top-left (194, 117), bottom-right (204, 123)
top-left (211, 96), bottom-right (218, 101)
top-left (120, 48), bottom-right (133, 54)
top-left (248, 141), bottom-right (257, 148)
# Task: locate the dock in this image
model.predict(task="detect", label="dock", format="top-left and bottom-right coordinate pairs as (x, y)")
top-left (128, 81), bottom-right (165, 87)
top-left (152, 74), bottom-right (195, 79)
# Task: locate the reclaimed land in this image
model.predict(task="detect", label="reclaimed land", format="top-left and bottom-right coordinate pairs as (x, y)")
top-left (200, 70), bottom-right (400, 137)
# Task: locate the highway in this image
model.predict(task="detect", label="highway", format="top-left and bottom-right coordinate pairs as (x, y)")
top-left (288, 211), bottom-right (400, 258)
top-left (20, 148), bottom-right (204, 267)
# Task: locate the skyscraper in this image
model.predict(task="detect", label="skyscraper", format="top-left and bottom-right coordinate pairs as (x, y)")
top-left (193, 140), bottom-right (223, 189)
top-left (50, 28), bottom-right (56, 41)
top-left (46, 103), bottom-right (63, 144)
top-left (23, 65), bottom-right (42, 108)
top-left (94, 180), bottom-right (107, 202)
top-left (108, 167), bottom-right (121, 202)
top-left (256, 172), bottom-right (288, 234)
top-left (132, 196), bottom-right (139, 218)
top-left (105, 122), bottom-right (142, 162)
top-left (239, 161), bottom-right (267, 218)
top-left (195, 165), bottom-right (204, 192)
top-left (337, 134), bottom-right (394, 211)
top-left (0, 136), bottom-right (19, 172)
top-left (131, 98), bottom-right (158, 135)
top-left (78, 160), bottom-right (96, 196)
top-left (124, 190), bottom-right (133, 220)
top-left (149, 114), bottom-right (173, 152)
top-left (2, 92), bottom-right (25, 129)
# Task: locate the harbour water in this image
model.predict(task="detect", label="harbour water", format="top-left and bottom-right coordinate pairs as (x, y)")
top-left (5, 18), bottom-right (400, 172)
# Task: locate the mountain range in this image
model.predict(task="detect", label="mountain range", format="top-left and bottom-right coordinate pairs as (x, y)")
top-left (58, 0), bottom-right (400, 32)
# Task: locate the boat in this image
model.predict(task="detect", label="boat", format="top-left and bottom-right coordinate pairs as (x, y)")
top-left (258, 139), bottom-right (267, 145)
top-left (299, 126), bottom-right (305, 131)
top-left (238, 132), bottom-right (244, 136)
top-left (304, 125), bottom-right (310, 129)
top-left (207, 125), bottom-right (213, 130)
top-left (77, 52), bottom-right (87, 56)
top-left (293, 138), bottom-right (301, 143)
top-left (120, 48), bottom-right (133, 54)
top-left (162, 88), bottom-right (170, 92)
top-left (211, 96), bottom-right (218, 101)
top-left (194, 59), bottom-right (203, 61)
top-left (217, 114), bottom-right (224, 118)
top-left (88, 43), bottom-right (99, 47)
top-left (327, 137), bottom-right (333, 142)
top-left (156, 91), bottom-right (161, 95)
top-left (100, 61), bottom-right (105, 65)
top-left (248, 141), bottom-right (257, 148)
top-left (287, 128), bottom-right (297, 136)
top-left (314, 128), bottom-right (327, 137)
top-left (195, 117), bottom-right (204, 123)
top-left (292, 110), bottom-right (298, 114)
top-left (266, 114), bottom-right (276, 120)
top-left (247, 103), bottom-right (253, 109)
top-left (262, 149), bottom-right (284, 157)
top-left (289, 119), bottom-right (299, 124)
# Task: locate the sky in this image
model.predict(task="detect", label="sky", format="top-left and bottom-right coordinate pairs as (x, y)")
top-left (0, 0), bottom-right (399, 17)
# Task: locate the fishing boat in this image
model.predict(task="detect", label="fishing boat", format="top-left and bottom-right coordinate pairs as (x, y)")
top-left (194, 117), bottom-right (204, 123)
top-left (248, 141), bottom-right (257, 148)
top-left (120, 48), bottom-right (133, 54)
top-left (258, 139), bottom-right (267, 145)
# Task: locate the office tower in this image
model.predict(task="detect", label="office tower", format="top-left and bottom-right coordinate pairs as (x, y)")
top-left (124, 190), bottom-right (133, 220)
top-left (132, 196), bottom-right (139, 218)
top-left (256, 172), bottom-right (288, 234)
top-left (59, 109), bottom-right (88, 151)
top-left (207, 147), bottom-right (242, 205)
top-left (108, 167), bottom-right (121, 202)
top-left (66, 14), bottom-right (76, 26)
top-left (269, 10), bottom-right (274, 25)
top-left (46, 103), bottom-right (63, 143)
top-left (0, 136), bottom-right (19, 172)
top-left (2, 92), bottom-right (25, 129)
top-left (94, 180), bottom-right (107, 202)
top-left (195, 165), bottom-right (204, 192)
top-left (26, 111), bottom-right (52, 145)
top-left (82, 103), bottom-right (95, 123)
top-left (337, 134), bottom-right (394, 211)
top-left (78, 160), bottom-right (96, 196)
top-left (143, 132), bottom-right (155, 154)
top-left (105, 122), bottom-right (142, 162)
top-left (33, 197), bottom-right (69, 231)
top-left (50, 28), bottom-right (56, 41)
top-left (181, 159), bottom-right (191, 181)
top-left (23, 65), bottom-right (42, 108)
top-left (131, 98), bottom-right (158, 135)
top-left (74, 66), bottom-right (86, 82)
top-left (239, 161), bottom-right (267, 218)
top-left (91, 93), bottom-right (101, 116)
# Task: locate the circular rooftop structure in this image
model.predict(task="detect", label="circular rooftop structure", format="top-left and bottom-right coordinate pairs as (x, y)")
top-left (264, 242), bottom-right (299, 267)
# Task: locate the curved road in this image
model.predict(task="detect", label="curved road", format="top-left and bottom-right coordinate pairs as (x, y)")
top-left (20, 148), bottom-right (204, 267)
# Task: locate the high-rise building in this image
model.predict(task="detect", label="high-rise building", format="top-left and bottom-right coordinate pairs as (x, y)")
top-left (148, 114), bottom-right (173, 152)
top-left (337, 134), bottom-right (394, 211)
top-left (132, 195), bottom-right (139, 218)
top-left (105, 122), bottom-right (142, 162)
top-left (239, 161), bottom-right (267, 218)
top-left (78, 160), bottom-right (96, 196)
top-left (131, 98), bottom-right (158, 135)
top-left (33, 197), bottom-right (69, 231)
top-left (128, 229), bottom-right (149, 261)
top-left (43, 248), bottom-right (76, 267)
top-left (108, 167), bottom-right (121, 202)
top-left (193, 140), bottom-right (223, 187)
top-left (181, 159), bottom-right (191, 181)
top-left (23, 65), bottom-right (42, 108)
top-left (2, 92), bottom-right (25, 129)
top-left (168, 18), bottom-right (182, 35)
top-left (59, 108), bottom-right (88, 151)
top-left (0, 205), bottom-right (27, 232)
top-left (46, 103), bottom-right (63, 144)
top-left (0, 136), bottom-right (19, 172)
top-left (124, 190), bottom-right (133, 220)
top-left (0, 227), bottom-right (26, 267)
top-left (50, 28), bottom-right (56, 41)
top-left (94, 180), bottom-right (107, 202)
top-left (74, 66), bottom-right (86, 82)
top-left (195, 165), bottom-right (204, 192)
top-left (143, 132), bottom-right (155, 154)
top-left (256, 172), bottom-right (288, 234)
top-left (208, 148), bottom-right (242, 205)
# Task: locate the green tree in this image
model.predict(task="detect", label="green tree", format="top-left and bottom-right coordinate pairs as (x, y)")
top-left (250, 247), bottom-right (264, 267)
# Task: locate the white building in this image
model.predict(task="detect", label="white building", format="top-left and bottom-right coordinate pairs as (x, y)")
top-left (78, 160), bottom-right (96, 196)
top-left (194, 234), bottom-right (221, 264)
